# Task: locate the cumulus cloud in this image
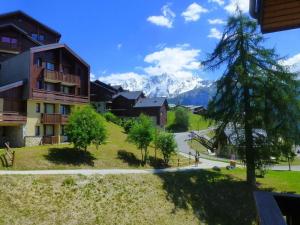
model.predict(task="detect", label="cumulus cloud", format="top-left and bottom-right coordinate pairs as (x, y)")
top-left (144, 45), bottom-right (201, 78)
top-left (181, 2), bottom-right (208, 22)
top-left (99, 44), bottom-right (201, 82)
top-left (90, 73), bottom-right (96, 81)
top-left (147, 4), bottom-right (175, 28)
top-left (208, 28), bottom-right (222, 39)
top-left (225, 0), bottom-right (249, 14)
top-left (208, 0), bottom-right (225, 6)
top-left (282, 53), bottom-right (300, 72)
top-left (208, 18), bottom-right (226, 25)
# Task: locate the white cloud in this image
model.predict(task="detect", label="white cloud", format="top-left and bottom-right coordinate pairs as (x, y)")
top-left (225, 0), bottom-right (249, 14)
top-left (182, 2), bottom-right (208, 22)
top-left (117, 43), bottom-right (122, 50)
top-left (208, 28), bottom-right (222, 39)
top-left (147, 4), bottom-right (175, 28)
top-left (90, 73), bottom-right (96, 81)
top-left (208, 0), bottom-right (225, 6)
top-left (208, 18), bottom-right (226, 25)
top-left (282, 53), bottom-right (300, 72)
top-left (144, 45), bottom-right (201, 78)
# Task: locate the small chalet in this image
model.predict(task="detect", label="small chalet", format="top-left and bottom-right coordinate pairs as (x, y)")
top-left (90, 80), bottom-right (168, 127)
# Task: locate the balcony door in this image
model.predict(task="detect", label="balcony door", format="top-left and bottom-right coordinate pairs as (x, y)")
top-left (44, 125), bottom-right (54, 136)
top-left (44, 103), bottom-right (55, 114)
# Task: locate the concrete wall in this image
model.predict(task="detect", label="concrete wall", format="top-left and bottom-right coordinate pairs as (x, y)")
top-left (0, 98), bottom-right (3, 112)
top-left (0, 125), bottom-right (24, 147)
top-left (25, 100), bottom-right (43, 137)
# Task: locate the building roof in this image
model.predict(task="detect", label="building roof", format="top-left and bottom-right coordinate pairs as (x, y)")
top-left (113, 91), bottom-right (143, 100)
top-left (0, 23), bottom-right (42, 45)
top-left (94, 80), bottom-right (118, 93)
top-left (0, 10), bottom-right (61, 38)
top-left (30, 43), bottom-right (89, 68)
top-left (134, 97), bottom-right (167, 108)
top-left (0, 80), bottom-right (24, 93)
top-left (111, 85), bottom-right (123, 91)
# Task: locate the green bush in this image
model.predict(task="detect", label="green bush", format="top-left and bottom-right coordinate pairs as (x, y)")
top-left (103, 112), bottom-right (120, 125)
top-left (156, 132), bottom-right (177, 164)
top-left (122, 119), bottom-right (135, 133)
top-left (66, 106), bottom-right (107, 151)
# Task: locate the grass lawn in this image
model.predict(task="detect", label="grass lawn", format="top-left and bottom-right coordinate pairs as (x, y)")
top-left (0, 121), bottom-right (188, 170)
top-left (167, 110), bottom-right (211, 131)
top-left (0, 169), bottom-right (299, 225)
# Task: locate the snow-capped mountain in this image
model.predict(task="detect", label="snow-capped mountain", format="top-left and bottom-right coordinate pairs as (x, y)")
top-left (100, 73), bottom-right (213, 98)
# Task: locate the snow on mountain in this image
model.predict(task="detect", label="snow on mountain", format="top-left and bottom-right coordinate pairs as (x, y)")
top-left (100, 72), bottom-right (212, 98)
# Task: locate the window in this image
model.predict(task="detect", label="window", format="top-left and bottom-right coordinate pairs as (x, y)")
top-left (44, 82), bottom-right (56, 92)
top-left (1, 36), bottom-right (18, 48)
top-left (60, 125), bottom-right (66, 136)
top-left (45, 125), bottom-right (54, 136)
top-left (35, 126), bottom-right (40, 136)
top-left (36, 103), bottom-right (40, 113)
top-left (61, 85), bottom-right (70, 94)
top-left (46, 62), bottom-right (55, 71)
top-left (37, 58), bottom-right (42, 67)
top-left (60, 105), bottom-right (70, 115)
top-left (31, 33), bottom-right (38, 40)
top-left (38, 35), bottom-right (44, 41)
top-left (44, 103), bottom-right (55, 114)
top-left (36, 79), bottom-right (43, 89)
top-left (32, 33), bottom-right (45, 41)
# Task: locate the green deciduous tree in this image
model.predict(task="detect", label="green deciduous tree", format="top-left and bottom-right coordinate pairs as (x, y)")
top-left (156, 132), bottom-right (177, 164)
top-left (173, 107), bottom-right (190, 131)
top-left (66, 106), bottom-right (107, 151)
top-left (202, 11), bottom-right (300, 186)
top-left (127, 114), bottom-right (154, 165)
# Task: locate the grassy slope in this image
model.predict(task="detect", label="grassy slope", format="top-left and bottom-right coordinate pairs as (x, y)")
top-left (0, 169), bottom-right (299, 225)
top-left (167, 110), bottom-right (211, 131)
top-left (0, 121), bottom-right (188, 170)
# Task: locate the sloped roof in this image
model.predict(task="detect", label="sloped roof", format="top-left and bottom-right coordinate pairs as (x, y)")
top-left (94, 80), bottom-right (118, 93)
top-left (113, 91), bottom-right (143, 100)
top-left (0, 80), bottom-right (24, 93)
top-left (0, 23), bottom-right (42, 45)
top-left (0, 10), bottom-right (61, 37)
top-left (134, 97), bottom-right (167, 108)
top-left (30, 43), bottom-right (89, 68)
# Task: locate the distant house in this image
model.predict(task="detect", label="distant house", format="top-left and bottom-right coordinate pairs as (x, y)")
top-left (90, 80), bottom-right (119, 113)
top-left (90, 80), bottom-right (168, 127)
top-left (193, 106), bottom-right (207, 115)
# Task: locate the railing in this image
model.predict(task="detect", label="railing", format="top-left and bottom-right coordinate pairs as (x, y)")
top-left (43, 136), bottom-right (59, 145)
top-left (0, 42), bottom-right (20, 52)
top-left (190, 131), bottom-right (215, 152)
top-left (41, 113), bottom-right (69, 124)
top-left (32, 89), bottom-right (89, 104)
top-left (44, 70), bottom-right (81, 86)
top-left (254, 191), bottom-right (300, 225)
top-left (0, 112), bottom-right (27, 124)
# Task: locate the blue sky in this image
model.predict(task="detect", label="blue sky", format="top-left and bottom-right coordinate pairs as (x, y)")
top-left (1, 0), bottom-right (300, 81)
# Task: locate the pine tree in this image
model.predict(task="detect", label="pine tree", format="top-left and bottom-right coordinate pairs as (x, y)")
top-left (202, 11), bottom-right (300, 186)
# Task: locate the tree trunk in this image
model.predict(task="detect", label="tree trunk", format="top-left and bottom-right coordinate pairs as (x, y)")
top-left (144, 147), bottom-right (148, 165)
top-left (288, 157), bottom-right (291, 171)
top-left (140, 148), bottom-right (144, 165)
top-left (244, 86), bottom-right (256, 187)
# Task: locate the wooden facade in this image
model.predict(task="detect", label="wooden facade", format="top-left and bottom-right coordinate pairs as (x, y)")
top-left (250, 0), bottom-right (300, 33)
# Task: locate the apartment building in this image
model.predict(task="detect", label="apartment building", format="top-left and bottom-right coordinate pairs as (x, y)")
top-left (0, 11), bottom-right (90, 147)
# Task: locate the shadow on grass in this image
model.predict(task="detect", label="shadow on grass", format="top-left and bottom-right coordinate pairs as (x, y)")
top-left (156, 170), bottom-right (260, 225)
top-left (117, 150), bottom-right (141, 167)
top-left (117, 150), bottom-right (170, 169)
top-left (44, 147), bottom-right (96, 166)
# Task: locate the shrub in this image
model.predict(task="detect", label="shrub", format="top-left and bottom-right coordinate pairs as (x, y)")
top-left (103, 112), bottom-right (120, 124)
top-left (66, 106), bottom-right (107, 151)
top-left (122, 119), bottom-right (135, 133)
top-left (127, 114), bottom-right (154, 165)
top-left (156, 132), bottom-right (177, 164)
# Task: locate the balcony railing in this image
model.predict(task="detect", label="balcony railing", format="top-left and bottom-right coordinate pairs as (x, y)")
top-left (32, 89), bottom-right (89, 104)
top-left (44, 70), bottom-right (81, 86)
top-left (0, 42), bottom-right (21, 52)
top-left (41, 113), bottom-right (69, 124)
top-left (43, 136), bottom-right (59, 145)
top-left (0, 112), bottom-right (26, 124)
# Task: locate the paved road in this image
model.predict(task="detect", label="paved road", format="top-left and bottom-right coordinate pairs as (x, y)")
top-left (174, 131), bottom-right (228, 168)
top-left (174, 131), bottom-right (300, 171)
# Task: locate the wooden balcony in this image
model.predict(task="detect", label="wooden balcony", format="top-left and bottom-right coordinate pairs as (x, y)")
top-left (44, 70), bottom-right (81, 86)
top-left (0, 42), bottom-right (21, 52)
top-left (32, 89), bottom-right (89, 104)
top-left (0, 112), bottom-right (26, 124)
top-left (41, 113), bottom-right (69, 124)
top-left (43, 136), bottom-right (59, 145)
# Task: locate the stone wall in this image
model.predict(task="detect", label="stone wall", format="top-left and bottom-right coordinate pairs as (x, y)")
top-left (24, 136), bottom-right (42, 147)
